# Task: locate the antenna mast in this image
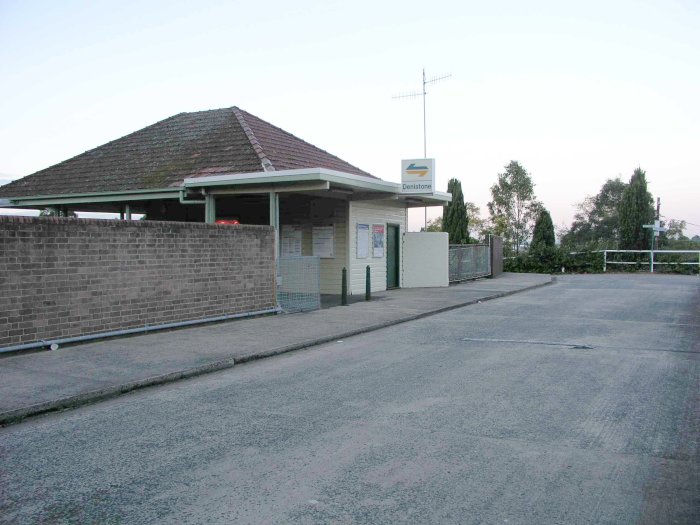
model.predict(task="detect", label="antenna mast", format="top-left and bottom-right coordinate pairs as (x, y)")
top-left (393, 68), bottom-right (451, 157)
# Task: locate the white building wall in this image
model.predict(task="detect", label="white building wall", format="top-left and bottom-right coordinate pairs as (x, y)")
top-left (402, 232), bottom-right (449, 288)
top-left (348, 200), bottom-right (407, 294)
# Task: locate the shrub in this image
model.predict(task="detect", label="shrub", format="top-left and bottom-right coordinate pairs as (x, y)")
top-left (504, 248), bottom-right (604, 274)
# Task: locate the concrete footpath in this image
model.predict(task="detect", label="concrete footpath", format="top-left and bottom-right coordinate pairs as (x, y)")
top-left (0, 272), bottom-right (551, 425)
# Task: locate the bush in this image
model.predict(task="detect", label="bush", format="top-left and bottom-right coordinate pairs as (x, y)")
top-left (505, 248), bottom-right (697, 275)
top-left (504, 247), bottom-right (604, 274)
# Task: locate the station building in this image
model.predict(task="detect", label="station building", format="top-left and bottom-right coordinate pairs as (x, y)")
top-left (0, 107), bottom-right (451, 294)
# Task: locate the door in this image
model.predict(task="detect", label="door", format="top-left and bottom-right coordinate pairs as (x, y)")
top-left (386, 224), bottom-right (400, 289)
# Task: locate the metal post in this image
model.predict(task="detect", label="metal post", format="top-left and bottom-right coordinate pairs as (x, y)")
top-left (604, 250), bottom-right (607, 272)
top-left (269, 192), bottom-right (279, 262)
top-left (422, 68), bottom-right (427, 233)
top-left (341, 268), bottom-right (348, 306)
top-left (422, 68), bottom-right (427, 158)
top-left (204, 193), bottom-right (216, 224)
top-left (365, 265), bottom-right (371, 301)
top-left (125, 204), bottom-right (131, 220)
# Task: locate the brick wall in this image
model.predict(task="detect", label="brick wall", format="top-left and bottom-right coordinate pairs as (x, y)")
top-left (0, 216), bottom-right (276, 348)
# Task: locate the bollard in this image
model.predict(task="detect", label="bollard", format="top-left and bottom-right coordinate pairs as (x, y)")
top-left (365, 265), bottom-right (371, 301)
top-left (341, 267), bottom-right (348, 306)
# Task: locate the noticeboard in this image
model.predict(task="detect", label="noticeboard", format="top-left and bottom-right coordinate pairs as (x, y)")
top-left (372, 224), bottom-right (385, 258)
top-left (280, 225), bottom-right (302, 256)
top-left (312, 225), bottom-right (335, 258)
top-left (357, 223), bottom-right (370, 258)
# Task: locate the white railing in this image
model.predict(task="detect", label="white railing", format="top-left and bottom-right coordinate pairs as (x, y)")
top-left (603, 250), bottom-right (700, 273)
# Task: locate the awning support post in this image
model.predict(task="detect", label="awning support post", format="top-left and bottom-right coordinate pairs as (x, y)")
top-left (269, 192), bottom-right (279, 261)
top-left (205, 193), bottom-right (216, 224)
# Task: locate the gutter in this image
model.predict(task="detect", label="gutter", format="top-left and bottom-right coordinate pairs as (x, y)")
top-left (0, 307), bottom-right (281, 355)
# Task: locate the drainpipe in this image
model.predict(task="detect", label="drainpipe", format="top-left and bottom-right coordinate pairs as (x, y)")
top-left (179, 188), bottom-right (206, 205)
top-left (0, 306), bottom-right (281, 355)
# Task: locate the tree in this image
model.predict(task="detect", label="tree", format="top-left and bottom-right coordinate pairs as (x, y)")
top-left (561, 177), bottom-right (627, 249)
top-left (659, 219), bottom-right (691, 249)
top-left (39, 207), bottom-right (77, 218)
top-left (424, 217), bottom-right (442, 232)
top-left (487, 161), bottom-right (539, 255)
top-left (618, 168), bottom-right (654, 250)
top-left (465, 202), bottom-right (487, 242)
top-left (663, 219), bottom-right (687, 241)
top-left (443, 178), bottom-right (469, 244)
top-left (531, 208), bottom-right (555, 250)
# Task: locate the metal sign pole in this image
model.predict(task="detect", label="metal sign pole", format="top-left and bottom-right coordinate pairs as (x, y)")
top-left (643, 221), bottom-right (668, 273)
top-left (393, 69), bottom-right (451, 233)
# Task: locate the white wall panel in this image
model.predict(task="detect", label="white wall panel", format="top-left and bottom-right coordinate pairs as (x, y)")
top-left (402, 232), bottom-right (449, 288)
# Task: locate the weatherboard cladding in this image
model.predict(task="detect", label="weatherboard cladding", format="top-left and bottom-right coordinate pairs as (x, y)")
top-left (0, 107), bottom-right (375, 199)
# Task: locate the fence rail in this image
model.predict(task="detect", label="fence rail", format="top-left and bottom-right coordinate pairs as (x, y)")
top-left (449, 244), bottom-right (491, 282)
top-left (603, 249), bottom-right (700, 273)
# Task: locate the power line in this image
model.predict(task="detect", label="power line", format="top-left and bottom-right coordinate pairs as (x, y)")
top-left (660, 215), bottom-right (700, 228)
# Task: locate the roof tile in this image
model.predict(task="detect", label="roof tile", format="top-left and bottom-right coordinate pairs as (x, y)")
top-left (0, 106), bottom-right (376, 199)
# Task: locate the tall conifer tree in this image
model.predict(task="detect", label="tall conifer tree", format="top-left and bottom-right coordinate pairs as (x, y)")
top-left (618, 168), bottom-right (654, 250)
top-left (531, 208), bottom-right (555, 250)
top-left (443, 178), bottom-right (469, 244)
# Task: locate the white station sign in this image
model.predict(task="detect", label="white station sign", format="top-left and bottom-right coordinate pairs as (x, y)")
top-left (401, 158), bottom-right (435, 194)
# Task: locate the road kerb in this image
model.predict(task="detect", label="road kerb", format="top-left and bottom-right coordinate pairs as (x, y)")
top-left (0, 276), bottom-right (553, 426)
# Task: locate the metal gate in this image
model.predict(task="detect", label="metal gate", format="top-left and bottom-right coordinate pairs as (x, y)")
top-left (449, 244), bottom-right (491, 282)
top-left (276, 256), bottom-right (321, 312)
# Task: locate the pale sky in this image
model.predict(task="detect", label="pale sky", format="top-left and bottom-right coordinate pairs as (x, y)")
top-left (1, 0), bottom-right (698, 236)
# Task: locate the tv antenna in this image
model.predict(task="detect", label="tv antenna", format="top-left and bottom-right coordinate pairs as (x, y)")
top-left (393, 68), bottom-right (451, 157)
top-left (393, 68), bottom-right (451, 231)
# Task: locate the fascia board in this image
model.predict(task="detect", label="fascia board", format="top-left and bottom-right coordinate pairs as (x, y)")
top-left (7, 187), bottom-right (179, 202)
top-left (398, 191), bottom-right (452, 204)
top-left (184, 168), bottom-right (400, 194)
top-left (433, 191), bottom-right (453, 202)
top-left (7, 190), bottom-right (180, 206)
top-left (208, 181), bottom-right (331, 195)
top-left (322, 171), bottom-right (399, 192)
top-left (187, 171), bottom-right (323, 187)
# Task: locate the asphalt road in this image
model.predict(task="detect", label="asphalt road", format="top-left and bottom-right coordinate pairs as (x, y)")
top-left (1, 274), bottom-right (698, 524)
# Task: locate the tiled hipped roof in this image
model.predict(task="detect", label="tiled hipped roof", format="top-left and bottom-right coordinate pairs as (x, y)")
top-left (0, 107), bottom-right (375, 199)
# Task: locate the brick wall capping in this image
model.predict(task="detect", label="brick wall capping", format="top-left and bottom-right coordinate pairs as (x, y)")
top-left (0, 215), bottom-right (274, 232)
